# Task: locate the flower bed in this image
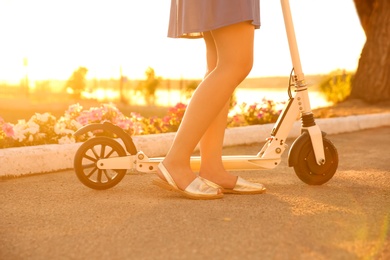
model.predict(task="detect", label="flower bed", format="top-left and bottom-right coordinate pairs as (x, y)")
top-left (0, 100), bottom-right (283, 149)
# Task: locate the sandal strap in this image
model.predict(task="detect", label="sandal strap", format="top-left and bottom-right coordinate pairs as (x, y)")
top-left (185, 177), bottom-right (219, 195)
top-left (158, 163), bottom-right (178, 189)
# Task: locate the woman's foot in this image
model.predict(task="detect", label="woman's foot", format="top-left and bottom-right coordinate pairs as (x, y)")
top-left (201, 176), bottom-right (266, 194)
top-left (153, 162), bottom-right (223, 200)
top-left (199, 168), bottom-right (266, 195)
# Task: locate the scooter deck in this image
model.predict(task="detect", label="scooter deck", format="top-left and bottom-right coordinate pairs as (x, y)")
top-left (97, 154), bottom-right (281, 173)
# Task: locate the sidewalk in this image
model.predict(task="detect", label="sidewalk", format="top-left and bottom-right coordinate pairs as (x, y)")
top-left (1, 112), bottom-right (390, 177)
top-left (1, 126), bottom-right (389, 259)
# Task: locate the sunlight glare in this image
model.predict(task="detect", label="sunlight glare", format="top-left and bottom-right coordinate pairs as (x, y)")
top-left (0, 0), bottom-right (365, 83)
top-left (83, 88), bottom-right (120, 101)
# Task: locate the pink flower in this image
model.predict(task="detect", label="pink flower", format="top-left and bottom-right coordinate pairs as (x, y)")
top-left (76, 113), bottom-right (90, 125)
top-left (69, 103), bottom-right (81, 112)
top-left (2, 123), bottom-right (14, 137)
top-left (115, 118), bottom-right (131, 130)
top-left (233, 115), bottom-right (240, 122)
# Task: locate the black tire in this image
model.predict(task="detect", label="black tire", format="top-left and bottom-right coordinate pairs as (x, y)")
top-left (74, 137), bottom-right (127, 190)
top-left (293, 137), bottom-right (339, 185)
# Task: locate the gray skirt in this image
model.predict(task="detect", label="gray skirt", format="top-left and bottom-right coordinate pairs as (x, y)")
top-left (168, 0), bottom-right (261, 38)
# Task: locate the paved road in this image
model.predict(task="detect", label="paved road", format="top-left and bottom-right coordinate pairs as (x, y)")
top-left (1, 127), bottom-right (389, 259)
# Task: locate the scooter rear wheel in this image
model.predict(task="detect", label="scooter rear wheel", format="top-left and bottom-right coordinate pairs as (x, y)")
top-left (293, 137), bottom-right (338, 185)
top-left (74, 137), bottom-right (127, 190)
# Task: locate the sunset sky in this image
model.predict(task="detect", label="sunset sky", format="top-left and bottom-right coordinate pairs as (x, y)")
top-left (0, 0), bottom-right (365, 83)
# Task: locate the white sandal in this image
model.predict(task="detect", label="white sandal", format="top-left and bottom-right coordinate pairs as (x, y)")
top-left (200, 176), bottom-right (266, 195)
top-left (153, 163), bottom-right (223, 200)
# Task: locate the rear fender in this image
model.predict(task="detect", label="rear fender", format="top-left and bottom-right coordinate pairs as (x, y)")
top-left (74, 122), bottom-right (137, 154)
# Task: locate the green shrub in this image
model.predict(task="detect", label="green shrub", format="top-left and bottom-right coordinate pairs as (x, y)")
top-left (319, 70), bottom-right (353, 104)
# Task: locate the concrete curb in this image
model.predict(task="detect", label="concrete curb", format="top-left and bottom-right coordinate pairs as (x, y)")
top-left (1, 113), bottom-right (390, 177)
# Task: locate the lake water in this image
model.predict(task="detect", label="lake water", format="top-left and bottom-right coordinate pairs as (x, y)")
top-left (149, 88), bottom-right (331, 109)
top-left (86, 85), bottom-right (331, 109)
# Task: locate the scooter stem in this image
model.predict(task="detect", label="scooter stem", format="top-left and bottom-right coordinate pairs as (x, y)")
top-left (281, 0), bottom-right (304, 83)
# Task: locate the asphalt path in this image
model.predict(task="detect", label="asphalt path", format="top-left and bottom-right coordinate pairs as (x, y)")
top-left (1, 127), bottom-right (389, 259)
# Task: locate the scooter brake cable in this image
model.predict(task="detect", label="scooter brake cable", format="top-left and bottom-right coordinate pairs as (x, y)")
top-left (287, 67), bottom-right (294, 99)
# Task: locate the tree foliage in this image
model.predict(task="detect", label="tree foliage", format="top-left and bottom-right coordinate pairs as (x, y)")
top-left (65, 67), bottom-right (88, 99)
top-left (137, 67), bottom-right (161, 105)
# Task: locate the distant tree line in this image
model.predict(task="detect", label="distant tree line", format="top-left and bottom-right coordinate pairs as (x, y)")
top-left (64, 66), bottom-right (199, 105)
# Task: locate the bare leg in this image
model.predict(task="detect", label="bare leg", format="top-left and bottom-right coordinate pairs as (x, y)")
top-left (199, 102), bottom-right (239, 188)
top-left (158, 22), bottom-right (255, 190)
top-left (198, 31), bottom-right (238, 188)
top-left (199, 27), bottom-right (253, 179)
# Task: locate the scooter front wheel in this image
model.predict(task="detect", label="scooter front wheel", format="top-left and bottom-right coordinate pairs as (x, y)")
top-left (74, 137), bottom-right (127, 190)
top-left (293, 137), bottom-right (338, 185)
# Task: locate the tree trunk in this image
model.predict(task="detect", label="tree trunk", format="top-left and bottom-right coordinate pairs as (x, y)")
top-left (353, 0), bottom-right (375, 35)
top-left (351, 0), bottom-right (390, 102)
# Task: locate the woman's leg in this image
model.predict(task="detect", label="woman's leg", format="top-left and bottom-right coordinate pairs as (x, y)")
top-left (198, 32), bottom-right (238, 188)
top-left (199, 101), bottom-right (239, 188)
top-left (159, 22), bottom-right (255, 190)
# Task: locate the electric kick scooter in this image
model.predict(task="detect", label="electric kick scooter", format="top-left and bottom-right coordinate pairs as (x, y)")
top-left (73, 0), bottom-right (339, 190)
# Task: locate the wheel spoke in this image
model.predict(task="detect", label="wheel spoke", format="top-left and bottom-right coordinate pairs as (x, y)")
top-left (105, 148), bottom-right (116, 158)
top-left (86, 167), bottom-right (98, 178)
top-left (91, 147), bottom-right (100, 159)
top-left (100, 144), bottom-right (106, 158)
top-left (103, 170), bottom-right (113, 181)
top-left (82, 163), bottom-right (96, 170)
top-left (83, 154), bottom-right (97, 162)
top-left (97, 169), bottom-right (103, 183)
